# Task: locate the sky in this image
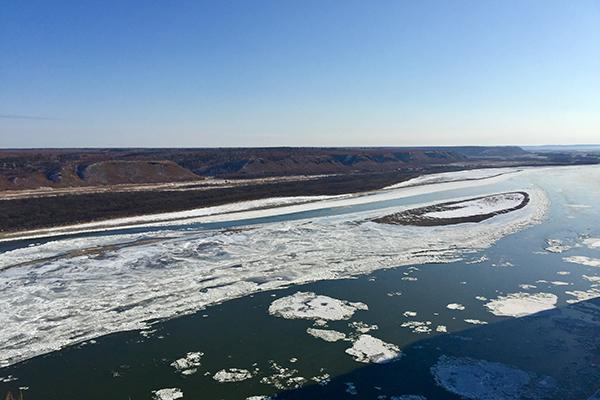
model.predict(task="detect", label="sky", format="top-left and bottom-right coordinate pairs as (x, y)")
top-left (1, 0), bottom-right (599, 148)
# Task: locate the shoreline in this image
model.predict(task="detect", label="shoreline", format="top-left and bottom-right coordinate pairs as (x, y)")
top-left (0, 167), bottom-right (524, 242)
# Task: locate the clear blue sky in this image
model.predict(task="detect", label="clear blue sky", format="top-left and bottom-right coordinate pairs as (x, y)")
top-left (1, 0), bottom-right (599, 147)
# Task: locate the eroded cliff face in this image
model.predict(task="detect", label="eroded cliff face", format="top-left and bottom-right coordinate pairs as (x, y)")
top-left (0, 146), bottom-right (534, 190)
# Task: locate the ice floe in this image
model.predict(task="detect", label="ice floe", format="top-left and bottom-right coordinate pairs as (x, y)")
top-left (565, 288), bottom-right (600, 304)
top-left (349, 321), bottom-right (379, 333)
top-left (464, 319), bottom-right (488, 325)
top-left (400, 321), bottom-right (432, 334)
top-left (0, 183), bottom-right (549, 367)
top-left (269, 292), bottom-right (367, 321)
top-left (446, 303), bottom-right (465, 311)
top-left (431, 355), bottom-right (556, 400)
top-left (171, 351), bottom-right (203, 375)
top-left (545, 239), bottom-right (572, 253)
top-left (213, 368), bottom-right (253, 382)
top-left (484, 292), bottom-right (557, 317)
top-left (345, 334), bottom-right (401, 363)
top-left (152, 388), bottom-right (184, 400)
top-left (564, 256), bottom-right (600, 267)
top-left (306, 328), bottom-right (347, 342)
top-left (583, 238), bottom-right (600, 249)
top-left (260, 361), bottom-right (305, 390)
top-left (435, 325), bottom-right (448, 333)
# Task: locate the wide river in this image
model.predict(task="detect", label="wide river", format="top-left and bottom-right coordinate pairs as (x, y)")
top-left (1, 165), bottom-right (599, 400)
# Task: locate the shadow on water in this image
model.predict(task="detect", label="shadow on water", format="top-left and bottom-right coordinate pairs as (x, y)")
top-left (274, 298), bottom-right (600, 400)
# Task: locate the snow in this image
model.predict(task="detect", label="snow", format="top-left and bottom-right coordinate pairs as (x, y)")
top-left (171, 352), bottom-right (203, 375)
top-left (2, 167), bottom-right (521, 242)
top-left (564, 256), bottom-right (600, 267)
top-left (423, 192), bottom-right (525, 219)
top-left (384, 168), bottom-right (521, 189)
top-left (583, 238), bottom-right (600, 249)
top-left (268, 292), bottom-right (367, 321)
top-left (213, 368), bottom-right (253, 382)
top-left (306, 328), bottom-right (347, 342)
top-left (345, 335), bottom-right (401, 363)
top-left (545, 239), bottom-right (571, 253)
top-left (484, 292), bottom-right (557, 317)
top-left (152, 388), bottom-right (183, 400)
top-left (0, 181), bottom-right (549, 367)
top-left (464, 319), bottom-right (488, 325)
top-left (401, 321), bottom-right (432, 334)
top-left (565, 289), bottom-right (600, 304)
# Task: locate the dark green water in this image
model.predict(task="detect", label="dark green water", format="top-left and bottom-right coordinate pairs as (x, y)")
top-left (1, 166), bottom-right (600, 399)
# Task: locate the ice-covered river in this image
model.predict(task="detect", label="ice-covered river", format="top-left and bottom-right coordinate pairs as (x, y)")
top-left (1, 165), bottom-right (599, 400)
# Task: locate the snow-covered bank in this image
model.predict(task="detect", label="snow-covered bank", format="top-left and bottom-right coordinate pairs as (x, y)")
top-left (1, 167), bottom-right (522, 242)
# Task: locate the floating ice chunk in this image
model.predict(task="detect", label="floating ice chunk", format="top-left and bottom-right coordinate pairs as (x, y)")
top-left (565, 288), bottom-right (600, 304)
top-left (0, 185), bottom-right (550, 368)
top-left (556, 271), bottom-right (570, 275)
top-left (306, 328), bottom-right (347, 342)
top-left (269, 292), bottom-right (367, 321)
top-left (0, 375), bottom-right (17, 383)
top-left (583, 275), bottom-right (600, 283)
top-left (311, 371), bottom-right (331, 386)
top-left (152, 388), bottom-right (183, 400)
top-left (484, 292), bottom-right (557, 317)
top-left (518, 284), bottom-right (537, 290)
top-left (464, 319), bottom-right (488, 325)
top-left (246, 396), bottom-right (271, 400)
top-left (345, 335), bottom-right (401, 363)
top-left (545, 239), bottom-right (571, 253)
top-left (403, 311), bottom-right (417, 317)
top-left (213, 368), bottom-right (253, 382)
top-left (349, 321), bottom-right (378, 333)
top-left (402, 276), bottom-right (418, 281)
top-left (170, 351), bottom-right (203, 375)
top-left (564, 256), bottom-right (600, 267)
top-left (535, 279), bottom-right (569, 286)
top-left (446, 303), bottom-right (465, 311)
top-left (435, 325), bottom-right (448, 333)
top-left (400, 321), bottom-right (432, 334)
top-left (260, 361), bottom-right (305, 390)
top-left (583, 238), bottom-right (600, 249)
top-left (475, 296), bottom-right (488, 301)
top-left (431, 355), bottom-right (556, 400)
